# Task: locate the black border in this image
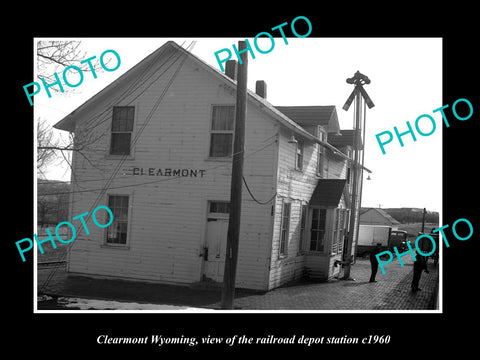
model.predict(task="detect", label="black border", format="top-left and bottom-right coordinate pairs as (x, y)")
top-left (7, 7), bottom-right (478, 355)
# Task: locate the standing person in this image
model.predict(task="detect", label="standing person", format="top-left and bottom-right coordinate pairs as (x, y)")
top-left (411, 251), bottom-right (430, 292)
top-left (369, 243), bottom-right (383, 283)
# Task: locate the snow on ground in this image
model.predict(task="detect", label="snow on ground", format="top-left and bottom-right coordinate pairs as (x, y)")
top-left (55, 297), bottom-right (211, 311)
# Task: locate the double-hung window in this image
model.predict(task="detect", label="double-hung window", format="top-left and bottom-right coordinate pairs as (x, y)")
top-left (209, 105), bottom-right (235, 158)
top-left (279, 202), bottom-right (291, 256)
top-left (105, 195), bottom-right (129, 245)
top-left (317, 127), bottom-right (326, 177)
top-left (110, 106), bottom-right (134, 155)
top-left (332, 208), bottom-right (347, 254)
top-left (295, 140), bottom-right (304, 171)
top-left (310, 208), bottom-right (326, 252)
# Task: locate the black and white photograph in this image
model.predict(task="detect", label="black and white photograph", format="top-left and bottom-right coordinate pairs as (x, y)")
top-left (33, 37), bottom-right (442, 312)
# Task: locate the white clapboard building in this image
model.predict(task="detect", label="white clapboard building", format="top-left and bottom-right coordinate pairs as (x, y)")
top-left (54, 41), bottom-right (364, 291)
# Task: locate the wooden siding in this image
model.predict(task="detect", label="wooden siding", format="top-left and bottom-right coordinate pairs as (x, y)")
top-left (66, 53), bottom-right (278, 290)
top-left (268, 128), bottom-right (352, 288)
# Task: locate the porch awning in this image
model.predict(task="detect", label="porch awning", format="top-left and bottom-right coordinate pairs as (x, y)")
top-left (310, 179), bottom-right (346, 207)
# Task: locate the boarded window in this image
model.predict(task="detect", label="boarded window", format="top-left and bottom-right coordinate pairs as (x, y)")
top-left (279, 202), bottom-right (291, 256)
top-left (110, 106), bottom-right (134, 155)
top-left (310, 208), bottom-right (326, 252)
top-left (105, 195), bottom-right (129, 245)
top-left (209, 105), bottom-right (235, 157)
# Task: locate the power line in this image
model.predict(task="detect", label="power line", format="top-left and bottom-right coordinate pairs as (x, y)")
top-left (40, 139), bottom-right (276, 196)
top-left (242, 176), bottom-right (277, 205)
top-left (39, 43), bottom-right (194, 292)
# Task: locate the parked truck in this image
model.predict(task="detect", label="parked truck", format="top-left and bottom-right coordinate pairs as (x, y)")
top-left (356, 225), bottom-right (408, 257)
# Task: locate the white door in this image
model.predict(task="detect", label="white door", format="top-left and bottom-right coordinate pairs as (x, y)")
top-left (203, 201), bottom-right (230, 282)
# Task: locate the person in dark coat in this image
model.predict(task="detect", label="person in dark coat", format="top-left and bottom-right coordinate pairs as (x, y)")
top-left (411, 251), bottom-right (430, 292)
top-left (369, 243), bottom-right (383, 283)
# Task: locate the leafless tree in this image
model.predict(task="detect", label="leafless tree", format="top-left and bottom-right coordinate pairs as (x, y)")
top-left (37, 41), bottom-right (108, 177)
top-left (37, 118), bottom-right (60, 178)
top-left (37, 40), bottom-right (105, 93)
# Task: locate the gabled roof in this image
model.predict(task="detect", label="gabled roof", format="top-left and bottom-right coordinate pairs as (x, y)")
top-left (310, 179), bottom-right (346, 207)
top-left (328, 129), bottom-right (364, 150)
top-left (361, 208), bottom-right (400, 225)
top-left (54, 40), bottom-right (317, 139)
top-left (53, 41), bottom-right (371, 172)
top-left (274, 105), bottom-right (340, 134)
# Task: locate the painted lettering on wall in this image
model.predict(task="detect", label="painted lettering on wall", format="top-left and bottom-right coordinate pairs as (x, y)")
top-left (132, 167), bottom-right (206, 178)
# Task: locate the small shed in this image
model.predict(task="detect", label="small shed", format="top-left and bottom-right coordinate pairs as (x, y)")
top-left (360, 208), bottom-right (400, 229)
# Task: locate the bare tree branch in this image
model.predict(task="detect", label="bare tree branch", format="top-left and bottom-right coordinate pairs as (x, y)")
top-left (37, 40), bottom-right (106, 93)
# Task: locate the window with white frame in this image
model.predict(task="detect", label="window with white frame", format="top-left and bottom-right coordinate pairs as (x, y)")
top-left (279, 202), bottom-right (291, 256)
top-left (310, 208), bottom-right (327, 252)
top-left (317, 127), bottom-right (326, 177)
top-left (332, 208), bottom-right (348, 254)
top-left (105, 195), bottom-right (129, 245)
top-left (295, 140), bottom-right (304, 170)
top-left (110, 106), bottom-right (134, 155)
top-left (317, 144), bottom-right (325, 177)
top-left (209, 105), bottom-right (235, 158)
top-left (317, 126), bottom-right (327, 142)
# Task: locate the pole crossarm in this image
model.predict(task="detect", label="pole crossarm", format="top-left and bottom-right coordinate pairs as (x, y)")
top-left (343, 71), bottom-right (375, 111)
top-left (341, 70), bottom-right (374, 280)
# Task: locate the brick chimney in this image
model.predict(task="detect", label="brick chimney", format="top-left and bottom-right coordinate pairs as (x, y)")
top-left (225, 60), bottom-right (237, 80)
top-left (255, 80), bottom-right (267, 99)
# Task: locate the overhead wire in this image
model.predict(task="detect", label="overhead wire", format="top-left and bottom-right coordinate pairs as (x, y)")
top-left (40, 138), bottom-right (277, 196)
top-left (40, 42), bottom-right (193, 292)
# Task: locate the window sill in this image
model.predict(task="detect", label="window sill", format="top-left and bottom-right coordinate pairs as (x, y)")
top-left (303, 250), bottom-right (326, 256)
top-left (105, 154), bottom-right (135, 160)
top-left (205, 157), bottom-right (232, 162)
top-left (100, 244), bottom-right (130, 250)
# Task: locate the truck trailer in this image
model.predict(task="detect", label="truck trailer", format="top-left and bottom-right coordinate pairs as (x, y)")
top-left (356, 225), bottom-right (392, 257)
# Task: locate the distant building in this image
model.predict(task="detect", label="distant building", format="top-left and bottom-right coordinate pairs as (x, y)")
top-left (54, 41), bottom-right (367, 291)
top-left (360, 208), bottom-right (400, 229)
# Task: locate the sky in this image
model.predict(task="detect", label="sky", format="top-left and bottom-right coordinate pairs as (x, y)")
top-left (34, 37), bottom-right (442, 213)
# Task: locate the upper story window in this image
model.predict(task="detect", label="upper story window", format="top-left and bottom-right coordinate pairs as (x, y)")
top-left (316, 127), bottom-right (327, 177)
top-left (110, 106), bottom-right (135, 155)
top-left (295, 140), bottom-right (304, 171)
top-left (317, 126), bottom-right (327, 142)
top-left (317, 145), bottom-right (325, 177)
top-left (209, 105), bottom-right (235, 158)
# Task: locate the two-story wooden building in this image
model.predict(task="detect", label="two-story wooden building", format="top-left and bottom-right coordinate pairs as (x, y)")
top-left (54, 41), bottom-right (365, 291)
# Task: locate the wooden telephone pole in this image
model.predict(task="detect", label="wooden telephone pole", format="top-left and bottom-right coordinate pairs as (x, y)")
top-left (221, 41), bottom-right (248, 309)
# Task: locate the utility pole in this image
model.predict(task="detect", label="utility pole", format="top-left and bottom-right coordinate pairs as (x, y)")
top-left (342, 71), bottom-right (374, 280)
top-left (421, 207), bottom-right (426, 233)
top-left (221, 41), bottom-right (248, 309)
